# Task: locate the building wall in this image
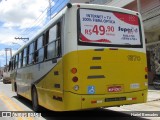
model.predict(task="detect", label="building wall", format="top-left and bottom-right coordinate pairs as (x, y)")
top-left (124, 0), bottom-right (160, 13)
top-left (123, 1), bottom-right (137, 11)
top-left (106, 0), bottom-right (134, 7)
top-left (140, 0), bottom-right (160, 13)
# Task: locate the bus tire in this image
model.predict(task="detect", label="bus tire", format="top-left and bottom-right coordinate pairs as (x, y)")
top-left (32, 87), bottom-right (40, 112)
top-left (15, 83), bottom-right (21, 98)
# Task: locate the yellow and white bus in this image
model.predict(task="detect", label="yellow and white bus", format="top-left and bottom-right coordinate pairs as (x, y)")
top-left (10, 3), bottom-right (148, 111)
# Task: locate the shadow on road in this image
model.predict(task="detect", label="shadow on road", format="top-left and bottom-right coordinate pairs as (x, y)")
top-left (13, 95), bottom-right (149, 120)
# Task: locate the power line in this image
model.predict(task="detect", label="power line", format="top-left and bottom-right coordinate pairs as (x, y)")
top-left (20, 0), bottom-right (68, 38)
top-left (15, 37), bottom-right (29, 42)
top-left (20, 0), bottom-right (58, 35)
top-left (27, 0), bottom-right (60, 34)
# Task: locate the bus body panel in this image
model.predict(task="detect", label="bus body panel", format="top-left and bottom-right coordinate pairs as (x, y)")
top-left (77, 49), bottom-right (147, 94)
top-left (12, 59), bottom-right (64, 108)
top-left (63, 49), bottom-right (147, 95)
top-left (15, 60), bottom-right (55, 97)
top-left (36, 59), bottom-right (64, 111)
top-left (81, 89), bottom-right (147, 109)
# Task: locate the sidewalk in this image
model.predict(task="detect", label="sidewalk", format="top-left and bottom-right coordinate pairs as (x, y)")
top-left (106, 85), bottom-right (160, 119)
top-left (148, 85), bottom-right (160, 102)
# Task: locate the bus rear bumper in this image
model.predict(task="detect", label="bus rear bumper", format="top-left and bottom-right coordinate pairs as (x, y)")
top-left (81, 89), bottom-right (147, 109)
top-left (64, 89), bottom-right (147, 110)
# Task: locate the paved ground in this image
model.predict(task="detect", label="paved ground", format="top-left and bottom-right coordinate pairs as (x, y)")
top-left (0, 80), bottom-right (159, 119)
top-left (148, 85), bottom-right (160, 102)
top-left (107, 85), bottom-right (160, 120)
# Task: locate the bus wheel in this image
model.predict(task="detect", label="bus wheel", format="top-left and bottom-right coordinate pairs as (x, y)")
top-left (16, 90), bottom-right (21, 98)
top-left (15, 83), bottom-right (20, 98)
top-left (32, 87), bottom-right (40, 112)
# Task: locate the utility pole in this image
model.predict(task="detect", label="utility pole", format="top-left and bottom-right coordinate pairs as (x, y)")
top-left (5, 48), bottom-right (12, 66)
top-left (48, 0), bottom-right (51, 20)
top-left (5, 49), bottom-right (7, 66)
top-left (137, 0), bottom-right (141, 13)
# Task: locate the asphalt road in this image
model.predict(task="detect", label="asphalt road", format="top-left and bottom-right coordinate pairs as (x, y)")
top-left (0, 81), bottom-right (149, 120)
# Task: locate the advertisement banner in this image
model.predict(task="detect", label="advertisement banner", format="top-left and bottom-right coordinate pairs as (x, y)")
top-left (79, 9), bottom-right (141, 45)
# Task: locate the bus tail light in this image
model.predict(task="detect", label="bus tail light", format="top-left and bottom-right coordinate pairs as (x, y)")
top-left (91, 100), bottom-right (97, 104)
top-left (145, 67), bottom-right (148, 72)
top-left (145, 75), bottom-right (148, 79)
top-left (71, 68), bottom-right (77, 74)
top-left (74, 85), bottom-right (79, 91)
top-left (82, 98), bottom-right (85, 101)
top-left (91, 100), bottom-right (103, 104)
top-left (132, 97), bottom-right (137, 100)
top-left (127, 97), bottom-right (137, 101)
top-left (72, 76), bottom-right (78, 82)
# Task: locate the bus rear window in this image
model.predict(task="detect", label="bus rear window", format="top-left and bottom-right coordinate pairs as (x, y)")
top-left (78, 9), bottom-right (142, 48)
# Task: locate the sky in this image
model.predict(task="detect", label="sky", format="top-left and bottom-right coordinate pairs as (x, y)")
top-left (0, 0), bottom-right (69, 67)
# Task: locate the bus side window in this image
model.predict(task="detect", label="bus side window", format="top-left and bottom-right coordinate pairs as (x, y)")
top-left (18, 52), bottom-right (23, 68)
top-left (12, 56), bottom-right (14, 70)
top-left (35, 35), bottom-right (44, 63)
top-left (13, 56), bottom-right (15, 70)
top-left (8, 61), bottom-right (11, 71)
top-left (57, 21), bottom-right (61, 57)
top-left (44, 31), bottom-right (49, 60)
top-left (46, 21), bottom-right (61, 60)
top-left (28, 42), bottom-right (34, 64)
top-left (14, 56), bottom-right (16, 69)
top-left (21, 50), bottom-right (24, 67)
top-left (15, 54), bottom-right (19, 69)
top-left (23, 48), bottom-right (27, 67)
top-left (26, 46), bottom-right (29, 65)
top-left (18, 53), bottom-right (21, 68)
top-left (47, 25), bottom-right (57, 59)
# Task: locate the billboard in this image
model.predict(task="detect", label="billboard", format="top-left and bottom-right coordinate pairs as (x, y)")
top-left (79, 9), bottom-right (141, 46)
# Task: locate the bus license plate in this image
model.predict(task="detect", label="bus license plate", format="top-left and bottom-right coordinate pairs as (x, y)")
top-left (108, 86), bottom-right (122, 92)
top-left (105, 97), bottom-right (126, 102)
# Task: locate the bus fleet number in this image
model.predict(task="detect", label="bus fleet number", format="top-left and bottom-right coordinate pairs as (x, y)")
top-left (127, 55), bottom-right (141, 61)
